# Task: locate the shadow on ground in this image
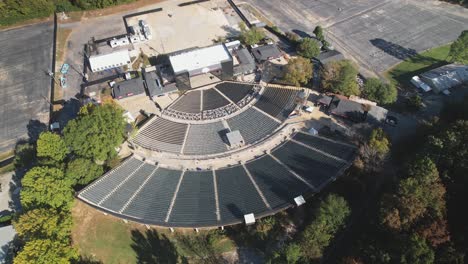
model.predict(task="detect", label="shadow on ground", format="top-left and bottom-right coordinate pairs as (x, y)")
top-left (131, 229), bottom-right (181, 264)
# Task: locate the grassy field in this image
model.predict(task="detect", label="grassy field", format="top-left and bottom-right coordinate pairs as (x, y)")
top-left (385, 44), bottom-right (451, 90)
top-left (72, 200), bottom-right (235, 263)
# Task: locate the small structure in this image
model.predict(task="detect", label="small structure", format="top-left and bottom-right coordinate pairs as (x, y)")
top-left (328, 96), bottom-right (388, 123)
top-left (226, 130), bottom-right (245, 148)
top-left (251, 44), bottom-right (282, 62)
top-left (316, 50), bottom-right (345, 65)
top-left (109, 37), bottom-right (130, 48)
top-left (294, 195), bottom-right (306, 206)
top-left (112, 78), bottom-right (146, 100)
top-left (244, 213), bottom-right (256, 225)
top-left (88, 49), bottom-right (131, 72)
top-left (142, 68), bottom-right (178, 98)
top-left (411, 76), bottom-right (432, 92)
top-left (419, 64), bottom-right (468, 93)
top-left (316, 94), bottom-right (332, 107)
top-left (232, 48), bottom-right (256, 76)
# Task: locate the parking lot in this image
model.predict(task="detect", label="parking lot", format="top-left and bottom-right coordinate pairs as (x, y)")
top-left (127, 0), bottom-right (239, 56)
top-left (0, 22), bottom-right (53, 153)
top-left (243, 0), bottom-right (468, 75)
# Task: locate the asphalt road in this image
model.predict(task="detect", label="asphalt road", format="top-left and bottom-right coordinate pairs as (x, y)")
top-left (243, 0), bottom-right (468, 76)
top-left (0, 22), bottom-right (53, 152)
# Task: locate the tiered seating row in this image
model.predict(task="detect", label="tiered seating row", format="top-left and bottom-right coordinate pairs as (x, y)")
top-left (255, 87), bottom-right (299, 120)
top-left (169, 171), bottom-right (218, 225)
top-left (182, 122), bottom-right (227, 155)
top-left (79, 133), bottom-right (356, 227)
top-left (227, 108), bottom-right (280, 144)
top-left (80, 158), bottom-right (143, 204)
top-left (246, 155), bottom-right (310, 210)
top-left (293, 132), bottom-right (356, 161)
top-left (202, 89), bottom-right (230, 110)
top-left (216, 166), bottom-right (267, 223)
top-left (215, 82), bottom-right (254, 103)
top-left (272, 141), bottom-right (347, 188)
top-left (170, 90), bottom-right (201, 113)
top-left (134, 117), bottom-right (188, 153)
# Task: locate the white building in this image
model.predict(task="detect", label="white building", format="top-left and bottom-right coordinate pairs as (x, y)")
top-left (88, 50), bottom-right (131, 72)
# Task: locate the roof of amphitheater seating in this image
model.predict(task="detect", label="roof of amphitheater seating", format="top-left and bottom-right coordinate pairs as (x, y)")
top-left (78, 81), bottom-right (358, 228)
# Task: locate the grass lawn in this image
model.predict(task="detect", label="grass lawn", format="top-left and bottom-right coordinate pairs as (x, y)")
top-left (72, 200), bottom-right (235, 263)
top-left (385, 44), bottom-right (451, 90)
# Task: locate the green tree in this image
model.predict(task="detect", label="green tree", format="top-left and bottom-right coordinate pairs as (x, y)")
top-left (400, 235), bottom-right (435, 264)
top-left (449, 30), bottom-right (468, 64)
top-left (14, 143), bottom-right (36, 169)
top-left (36, 132), bottom-right (69, 162)
top-left (300, 194), bottom-right (351, 260)
top-left (321, 60), bottom-right (360, 96)
top-left (357, 128), bottom-right (390, 172)
top-left (283, 57), bottom-right (313, 86)
top-left (20, 166), bottom-right (74, 209)
top-left (363, 78), bottom-right (397, 105)
top-left (63, 103), bottom-right (126, 161)
top-left (297, 37), bottom-right (321, 59)
top-left (313, 25), bottom-right (324, 41)
top-left (14, 238), bottom-right (78, 264)
top-left (284, 243), bottom-right (302, 264)
top-left (239, 22), bottom-right (265, 46)
top-left (13, 208), bottom-right (72, 242)
top-left (65, 158), bottom-right (103, 185)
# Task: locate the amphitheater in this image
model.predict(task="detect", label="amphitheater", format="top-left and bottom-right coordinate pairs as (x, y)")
top-left (78, 81), bottom-right (357, 228)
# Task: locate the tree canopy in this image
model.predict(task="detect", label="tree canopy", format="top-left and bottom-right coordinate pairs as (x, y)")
top-left (20, 166), bottom-right (74, 209)
top-left (239, 22), bottom-right (265, 46)
top-left (449, 30), bottom-right (468, 64)
top-left (63, 103), bottom-right (126, 161)
top-left (297, 38), bottom-right (321, 59)
top-left (13, 238), bottom-right (78, 264)
top-left (400, 235), bottom-right (435, 264)
top-left (321, 60), bottom-right (360, 96)
top-left (283, 57), bottom-right (313, 86)
top-left (313, 25), bottom-right (324, 41)
top-left (14, 208), bottom-right (72, 242)
top-left (66, 158), bottom-right (104, 185)
top-left (36, 132), bottom-right (69, 162)
top-left (363, 78), bottom-right (398, 105)
top-left (300, 194), bottom-right (351, 260)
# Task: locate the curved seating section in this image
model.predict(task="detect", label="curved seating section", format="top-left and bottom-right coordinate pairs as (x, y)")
top-left (170, 90), bottom-right (201, 113)
top-left (202, 89), bottom-right (230, 110)
top-left (78, 133), bottom-right (357, 227)
top-left (271, 141), bottom-right (348, 189)
top-left (245, 155), bottom-right (309, 210)
top-left (182, 122), bottom-right (228, 155)
top-left (226, 108), bottom-right (280, 144)
top-left (216, 166), bottom-right (268, 223)
top-left (215, 82), bottom-right (254, 103)
top-left (169, 171), bottom-right (218, 226)
top-left (255, 86), bottom-right (299, 121)
top-left (292, 132), bottom-right (357, 161)
top-left (134, 117), bottom-right (188, 153)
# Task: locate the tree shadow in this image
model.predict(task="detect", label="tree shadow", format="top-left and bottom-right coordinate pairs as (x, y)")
top-left (26, 120), bottom-right (47, 142)
top-left (221, 25), bottom-right (240, 39)
top-left (370, 38), bottom-right (419, 61)
top-left (131, 229), bottom-right (180, 264)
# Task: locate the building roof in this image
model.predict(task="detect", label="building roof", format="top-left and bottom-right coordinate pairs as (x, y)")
top-left (420, 63), bottom-right (468, 92)
top-left (88, 49), bottom-right (131, 72)
top-left (329, 96), bottom-right (387, 123)
top-left (113, 78), bottom-right (146, 99)
top-left (169, 44), bottom-right (232, 74)
top-left (234, 48), bottom-right (256, 74)
top-left (0, 225), bottom-right (15, 263)
top-left (317, 50), bottom-right (345, 64)
top-left (316, 94), bottom-right (332, 105)
top-left (226, 130), bottom-right (244, 147)
top-left (143, 70), bottom-right (178, 97)
top-left (251, 44), bottom-right (282, 61)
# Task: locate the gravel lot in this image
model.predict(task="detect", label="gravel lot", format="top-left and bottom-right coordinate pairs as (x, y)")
top-left (0, 22), bottom-right (53, 152)
top-left (243, 0), bottom-right (468, 75)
